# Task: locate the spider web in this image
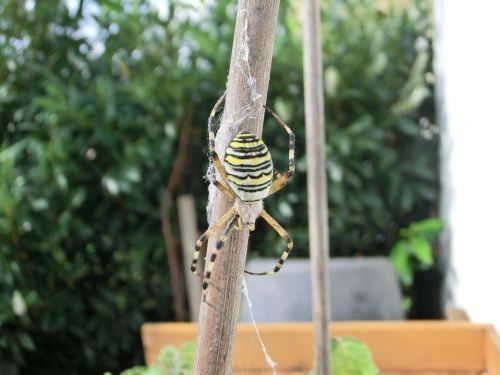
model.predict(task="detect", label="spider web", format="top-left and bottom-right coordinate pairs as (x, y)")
top-left (242, 277), bottom-right (278, 374)
top-left (204, 4), bottom-right (277, 374)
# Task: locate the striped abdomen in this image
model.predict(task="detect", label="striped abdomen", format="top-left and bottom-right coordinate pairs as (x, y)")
top-left (224, 131), bottom-right (273, 202)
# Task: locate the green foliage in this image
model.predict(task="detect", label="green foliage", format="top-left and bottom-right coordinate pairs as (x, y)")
top-left (253, 0), bottom-right (438, 259)
top-left (389, 218), bottom-right (443, 294)
top-left (0, 0), bottom-right (437, 373)
top-left (319, 0), bottom-right (437, 256)
top-left (309, 336), bottom-right (378, 375)
top-left (330, 337), bottom-right (379, 375)
top-left (107, 342), bottom-right (196, 375)
top-left (0, 0), bottom-right (207, 372)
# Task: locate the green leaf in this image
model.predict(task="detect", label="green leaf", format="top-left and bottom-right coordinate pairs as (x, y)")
top-left (143, 364), bottom-right (163, 375)
top-left (389, 241), bottom-right (413, 286)
top-left (410, 237), bottom-right (433, 266)
top-left (179, 341), bottom-right (196, 370)
top-left (0, 139), bottom-right (30, 162)
top-left (18, 333), bottom-right (35, 351)
top-left (396, 118), bottom-right (419, 136)
top-left (408, 218), bottom-right (443, 237)
top-left (158, 345), bottom-right (178, 369)
top-left (12, 290), bottom-right (27, 316)
top-left (402, 296), bottom-right (413, 312)
top-left (330, 337), bottom-right (379, 375)
top-left (120, 368), bottom-right (148, 375)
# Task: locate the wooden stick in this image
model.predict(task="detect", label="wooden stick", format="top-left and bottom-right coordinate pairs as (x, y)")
top-left (193, 1), bottom-right (280, 374)
top-left (160, 190), bottom-right (185, 321)
top-left (177, 195), bottom-right (203, 321)
top-left (160, 112), bottom-right (193, 322)
top-left (302, 0), bottom-right (331, 374)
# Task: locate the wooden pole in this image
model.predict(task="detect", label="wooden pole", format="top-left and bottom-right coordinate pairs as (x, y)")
top-left (302, 0), bottom-right (331, 374)
top-left (193, 1), bottom-right (280, 374)
top-left (177, 195), bottom-right (203, 321)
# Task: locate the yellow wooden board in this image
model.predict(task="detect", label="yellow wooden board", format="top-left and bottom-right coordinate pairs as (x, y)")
top-left (486, 325), bottom-right (500, 375)
top-left (141, 321), bottom-right (500, 374)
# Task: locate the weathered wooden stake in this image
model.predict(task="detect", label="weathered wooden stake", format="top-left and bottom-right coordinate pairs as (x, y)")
top-left (193, 1), bottom-right (280, 374)
top-left (177, 195), bottom-right (203, 321)
top-left (302, 0), bottom-right (332, 374)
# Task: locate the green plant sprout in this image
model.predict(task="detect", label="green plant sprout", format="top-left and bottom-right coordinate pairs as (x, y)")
top-left (389, 218), bottom-right (443, 310)
top-left (389, 218), bottom-right (443, 287)
top-left (104, 342), bottom-right (196, 375)
top-left (310, 336), bottom-right (379, 375)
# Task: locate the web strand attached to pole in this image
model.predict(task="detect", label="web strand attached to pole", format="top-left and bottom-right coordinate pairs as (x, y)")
top-left (242, 278), bottom-right (278, 374)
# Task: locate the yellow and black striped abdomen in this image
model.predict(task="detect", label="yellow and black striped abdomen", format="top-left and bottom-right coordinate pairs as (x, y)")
top-left (224, 131), bottom-right (273, 202)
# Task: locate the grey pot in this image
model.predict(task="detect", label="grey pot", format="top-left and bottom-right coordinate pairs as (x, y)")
top-left (241, 257), bottom-right (404, 322)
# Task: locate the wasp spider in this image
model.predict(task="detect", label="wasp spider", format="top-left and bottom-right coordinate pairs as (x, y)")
top-left (191, 93), bottom-right (296, 301)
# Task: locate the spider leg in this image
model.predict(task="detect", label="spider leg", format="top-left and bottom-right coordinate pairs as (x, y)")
top-left (273, 168), bottom-right (282, 179)
top-left (263, 105), bottom-right (296, 195)
top-left (234, 216), bottom-right (244, 231)
top-left (209, 165), bottom-right (237, 199)
top-left (208, 92), bottom-right (237, 199)
top-left (191, 208), bottom-right (237, 277)
top-left (202, 213), bottom-right (240, 301)
top-left (244, 209), bottom-right (293, 276)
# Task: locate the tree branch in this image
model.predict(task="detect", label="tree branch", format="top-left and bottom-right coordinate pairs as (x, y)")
top-left (160, 111), bottom-right (193, 322)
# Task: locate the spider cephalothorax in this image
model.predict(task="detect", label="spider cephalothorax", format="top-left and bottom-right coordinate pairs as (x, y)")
top-left (191, 93), bottom-right (295, 301)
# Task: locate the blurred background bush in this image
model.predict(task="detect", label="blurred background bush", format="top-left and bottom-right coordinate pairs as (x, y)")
top-left (0, 0), bottom-right (437, 373)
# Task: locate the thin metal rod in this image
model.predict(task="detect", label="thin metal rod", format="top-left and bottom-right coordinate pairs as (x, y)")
top-left (302, 0), bottom-right (332, 374)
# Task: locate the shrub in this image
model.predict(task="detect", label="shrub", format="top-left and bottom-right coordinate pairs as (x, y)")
top-left (0, 0), bottom-right (206, 372)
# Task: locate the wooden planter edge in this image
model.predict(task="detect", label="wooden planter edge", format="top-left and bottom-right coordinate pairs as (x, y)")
top-left (141, 321), bottom-right (500, 374)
